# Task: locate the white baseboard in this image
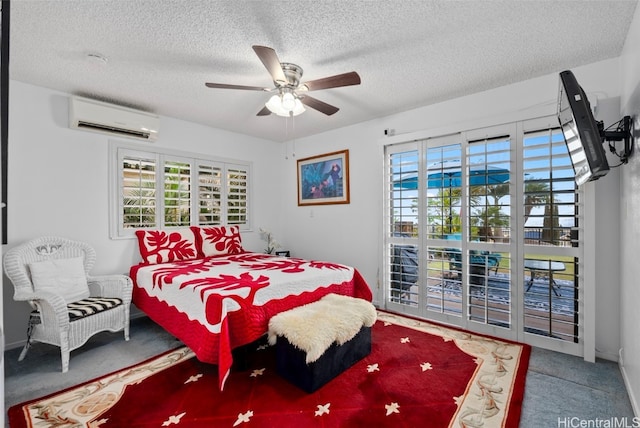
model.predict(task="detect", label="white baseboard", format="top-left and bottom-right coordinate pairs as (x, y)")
top-left (4, 338), bottom-right (26, 351)
top-left (620, 362), bottom-right (640, 416)
top-left (596, 349), bottom-right (620, 362)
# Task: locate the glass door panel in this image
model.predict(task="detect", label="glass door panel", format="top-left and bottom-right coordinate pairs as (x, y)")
top-left (386, 146), bottom-right (420, 313)
top-left (425, 245), bottom-right (463, 316)
top-left (523, 126), bottom-right (581, 349)
top-left (466, 135), bottom-right (513, 331)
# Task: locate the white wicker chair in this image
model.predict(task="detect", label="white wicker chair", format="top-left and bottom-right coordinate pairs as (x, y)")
top-left (3, 236), bottom-right (132, 372)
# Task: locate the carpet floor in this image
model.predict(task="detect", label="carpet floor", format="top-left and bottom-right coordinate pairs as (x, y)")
top-left (7, 312), bottom-right (529, 427)
top-left (4, 314), bottom-right (635, 427)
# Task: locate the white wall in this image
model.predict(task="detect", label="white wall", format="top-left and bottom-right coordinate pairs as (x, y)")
top-left (278, 126), bottom-right (384, 302)
top-left (619, 2), bottom-right (640, 416)
top-left (592, 97), bottom-right (623, 362)
top-left (282, 58), bottom-right (624, 360)
top-left (2, 81), bottom-right (286, 348)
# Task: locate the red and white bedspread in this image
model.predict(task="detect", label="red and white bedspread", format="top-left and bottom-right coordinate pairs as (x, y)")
top-left (130, 252), bottom-right (372, 389)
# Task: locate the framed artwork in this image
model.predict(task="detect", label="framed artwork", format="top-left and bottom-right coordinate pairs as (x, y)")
top-left (297, 149), bottom-right (350, 206)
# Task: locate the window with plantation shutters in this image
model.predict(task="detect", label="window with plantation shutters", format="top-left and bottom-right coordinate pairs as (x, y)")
top-left (226, 165), bottom-right (248, 225)
top-left (122, 154), bottom-right (156, 229)
top-left (197, 162), bottom-right (223, 226)
top-left (110, 142), bottom-right (251, 238)
top-left (164, 159), bottom-right (191, 227)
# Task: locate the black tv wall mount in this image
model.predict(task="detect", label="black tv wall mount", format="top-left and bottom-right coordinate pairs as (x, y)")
top-left (599, 115), bottom-right (634, 164)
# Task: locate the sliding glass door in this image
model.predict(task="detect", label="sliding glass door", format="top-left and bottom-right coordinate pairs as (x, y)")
top-left (384, 117), bottom-right (583, 354)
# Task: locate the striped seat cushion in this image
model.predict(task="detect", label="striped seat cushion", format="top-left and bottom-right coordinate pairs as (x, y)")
top-left (30, 297), bottom-right (123, 323)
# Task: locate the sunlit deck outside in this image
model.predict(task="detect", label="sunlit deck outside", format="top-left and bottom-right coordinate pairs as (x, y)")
top-left (391, 253), bottom-right (578, 342)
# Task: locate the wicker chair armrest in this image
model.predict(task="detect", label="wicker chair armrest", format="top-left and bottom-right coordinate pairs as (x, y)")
top-left (16, 291), bottom-right (70, 328)
top-left (87, 275), bottom-right (133, 304)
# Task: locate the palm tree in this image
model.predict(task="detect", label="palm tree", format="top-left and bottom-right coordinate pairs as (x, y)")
top-left (524, 181), bottom-right (551, 226)
top-left (426, 187), bottom-right (463, 235)
top-left (473, 205), bottom-right (510, 240)
top-left (487, 183), bottom-right (509, 206)
top-left (467, 182), bottom-right (508, 240)
top-left (123, 184), bottom-right (156, 228)
top-left (542, 201), bottom-right (561, 243)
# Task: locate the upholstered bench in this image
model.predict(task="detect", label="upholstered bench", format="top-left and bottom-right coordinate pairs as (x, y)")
top-left (267, 293), bottom-right (377, 393)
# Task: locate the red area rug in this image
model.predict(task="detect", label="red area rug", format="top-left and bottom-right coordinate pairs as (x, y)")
top-left (8, 312), bottom-right (530, 427)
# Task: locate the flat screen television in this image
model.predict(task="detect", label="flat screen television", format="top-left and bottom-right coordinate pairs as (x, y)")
top-left (557, 70), bottom-right (609, 186)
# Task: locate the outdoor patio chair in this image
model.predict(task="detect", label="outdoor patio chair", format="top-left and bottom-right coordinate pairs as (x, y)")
top-left (390, 233), bottom-right (418, 303)
top-left (3, 236), bottom-right (132, 372)
top-left (446, 248), bottom-right (502, 284)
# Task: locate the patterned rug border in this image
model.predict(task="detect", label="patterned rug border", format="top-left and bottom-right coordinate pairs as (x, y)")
top-left (9, 311), bottom-right (530, 428)
top-left (7, 346), bottom-right (194, 428)
top-left (375, 311), bottom-right (531, 427)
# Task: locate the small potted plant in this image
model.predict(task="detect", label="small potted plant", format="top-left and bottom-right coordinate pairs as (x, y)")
top-left (259, 228), bottom-right (280, 254)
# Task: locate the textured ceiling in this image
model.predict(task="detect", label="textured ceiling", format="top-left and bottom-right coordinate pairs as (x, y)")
top-left (9, 0), bottom-right (638, 142)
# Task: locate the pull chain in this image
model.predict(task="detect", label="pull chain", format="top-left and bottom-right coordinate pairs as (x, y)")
top-left (290, 111), bottom-right (296, 158)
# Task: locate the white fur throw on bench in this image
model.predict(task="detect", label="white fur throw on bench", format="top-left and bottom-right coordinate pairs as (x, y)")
top-left (268, 293), bottom-right (377, 363)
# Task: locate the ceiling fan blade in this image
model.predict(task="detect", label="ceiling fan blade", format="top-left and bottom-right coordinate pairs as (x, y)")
top-left (252, 45), bottom-right (287, 86)
top-left (299, 71), bottom-right (361, 92)
top-left (300, 95), bottom-right (339, 116)
top-left (205, 82), bottom-right (271, 91)
top-left (257, 106), bottom-right (271, 116)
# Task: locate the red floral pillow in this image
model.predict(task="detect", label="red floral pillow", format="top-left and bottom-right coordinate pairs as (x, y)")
top-left (135, 228), bottom-right (199, 265)
top-left (192, 225), bottom-right (244, 257)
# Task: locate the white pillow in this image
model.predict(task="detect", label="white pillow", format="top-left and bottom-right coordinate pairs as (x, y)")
top-left (29, 257), bottom-right (90, 304)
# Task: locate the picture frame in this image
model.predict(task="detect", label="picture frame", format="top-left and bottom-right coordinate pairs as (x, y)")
top-left (297, 149), bottom-right (350, 206)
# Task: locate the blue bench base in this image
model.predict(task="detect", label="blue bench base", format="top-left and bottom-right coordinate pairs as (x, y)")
top-left (275, 326), bottom-right (371, 393)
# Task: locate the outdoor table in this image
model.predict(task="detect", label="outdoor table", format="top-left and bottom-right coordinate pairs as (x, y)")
top-left (524, 259), bottom-right (566, 296)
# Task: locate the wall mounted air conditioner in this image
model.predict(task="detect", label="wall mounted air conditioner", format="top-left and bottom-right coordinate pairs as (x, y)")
top-left (69, 96), bottom-right (159, 142)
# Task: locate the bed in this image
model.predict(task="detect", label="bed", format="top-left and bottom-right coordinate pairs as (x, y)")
top-left (130, 226), bottom-right (372, 389)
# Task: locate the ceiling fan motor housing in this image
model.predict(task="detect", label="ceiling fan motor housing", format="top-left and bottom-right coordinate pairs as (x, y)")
top-left (279, 63), bottom-right (303, 89)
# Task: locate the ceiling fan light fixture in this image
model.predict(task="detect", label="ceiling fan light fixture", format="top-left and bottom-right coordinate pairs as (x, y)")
top-left (281, 92), bottom-right (296, 110)
top-left (291, 98), bottom-right (305, 116)
top-left (266, 93), bottom-right (305, 117)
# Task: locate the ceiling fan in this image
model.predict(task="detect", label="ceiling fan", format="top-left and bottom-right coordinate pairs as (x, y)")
top-left (205, 45), bottom-right (361, 117)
